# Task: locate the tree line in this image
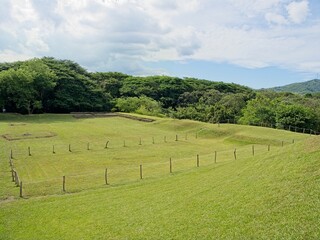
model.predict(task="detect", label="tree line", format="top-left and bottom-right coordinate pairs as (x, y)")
top-left (1, 57), bottom-right (319, 131)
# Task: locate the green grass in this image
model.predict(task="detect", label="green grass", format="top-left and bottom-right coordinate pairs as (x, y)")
top-left (0, 114), bottom-right (319, 239)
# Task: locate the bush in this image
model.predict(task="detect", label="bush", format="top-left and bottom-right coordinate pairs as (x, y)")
top-left (115, 96), bottom-right (163, 116)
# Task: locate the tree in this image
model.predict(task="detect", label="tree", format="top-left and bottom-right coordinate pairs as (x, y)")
top-left (170, 104), bottom-right (208, 121)
top-left (91, 72), bottom-right (128, 98)
top-left (120, 76), bottom-right (192, 108)
top-left (178, 91), bottom-right (204, 107)
top-left (239, 95), bottom-right (277, 125)
top-left (50, 75), bottom-right (112, 112)
top-left (41, 57), bottom-right (112, 112)
top-left (116, 96), bottom-right (163, 116)
top-left (276, 104), bottom-right (318, 130)
top-left (0, 68), bottom-right (36, 114)
top-left (20, 59), bottom-right (57, 112)
top-left (199, 89), bottom-right (223, 105)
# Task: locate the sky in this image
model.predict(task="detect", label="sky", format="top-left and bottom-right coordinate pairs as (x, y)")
top-left (0, 0), bottom-right (319, 89)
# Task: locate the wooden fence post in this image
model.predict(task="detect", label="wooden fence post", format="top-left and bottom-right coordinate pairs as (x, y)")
top-left (105, 168), bottom-right (108, 185)
top-left (292, 139), bottom-right (295, 144)
top-left (53, 145), bottom-right (56, 154)
top-left (13, 170), bottom-right (16, 182)
top-left (63, 176), bottom-right (66, 192)
top-left (10, 149), bottom-right (13, 159)
top-left (252, 145), bottom-right (255, 156)
top-left (170, 158), bottom-right (172, 173)
top-left (14, 171), bottom-right (20, 186)
top-left (28, 147), bottom-right (31, 156)
top-left (140, 165), bottom-right (143, 179)
top-left (11, 169), bottom-right (15, 182)
top-left (123, 140), bottom-right (126, 147)
top-left (105, 141), bottom-right (109, 149)
top-left (14, 171), bottom-right (17, 185)
top-left (197, 154), bottom-right (199, 167)
top-left (234, 149), bottom-right (237, 160)
top-left (69, 144), bottom-right (72, 152)
top-left (20, 182), bottom-right (23, 198)
top-left (175, 135), bottom-right (178, 141)
top-left (9, 157), bottom-right (13, 168)
top-left (214, 151), bottom-right (217, 163)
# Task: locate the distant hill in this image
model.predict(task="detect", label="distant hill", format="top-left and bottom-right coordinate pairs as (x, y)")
top-left (269, 79), bottom-right (320, 94)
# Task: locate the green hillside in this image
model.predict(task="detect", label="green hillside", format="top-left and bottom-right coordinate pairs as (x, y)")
top-left (0, 114), bottom-right (319, 239)
top-left (1, 58), bottom-right (320, 132)
top-left (270, 79), bottom-right (320, 94)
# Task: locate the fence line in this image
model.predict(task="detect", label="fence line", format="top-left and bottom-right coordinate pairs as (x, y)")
top-left (8, 141), bottom-right (294, 198)
top-left (2, 134), bottom-right (195, 159)
top-left (1, 121), bottom-right (318, 159)
top-left (2, 134), bottom-right (300, 160)
top-left (217, 119), bottom-right (320, 135)
top-left (2, 123), bottom-right (308, 198)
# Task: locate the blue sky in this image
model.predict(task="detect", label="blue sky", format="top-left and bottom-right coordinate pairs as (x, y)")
top-left (0, 0), bottom-right (319, 89)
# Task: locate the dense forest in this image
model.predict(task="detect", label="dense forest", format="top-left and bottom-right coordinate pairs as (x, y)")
top-left (1, 57), bottom-right (320, 132)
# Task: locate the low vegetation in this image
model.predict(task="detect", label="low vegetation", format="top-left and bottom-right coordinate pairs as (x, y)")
top-left (0, 114), bottom-right (319, 239)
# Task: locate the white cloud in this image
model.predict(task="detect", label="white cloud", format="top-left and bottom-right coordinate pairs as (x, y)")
top-left (286, 0), bottom-right (309, 24)
top-left (10, 0), bottom-right (38, 23)
top-left (24, 28), bottom-right (50, 52)
top-left (0, 50), bottom-right (33, 62)
top-left (228, 0), bottom-right (282, 17)
top-left (265, 12), bottom-right (289, 25)
top-left (0, 0), bottom-right (319, 76)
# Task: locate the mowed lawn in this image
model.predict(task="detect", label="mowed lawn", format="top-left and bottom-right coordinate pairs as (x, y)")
top-left (0, 114), bottom-right (319, 239)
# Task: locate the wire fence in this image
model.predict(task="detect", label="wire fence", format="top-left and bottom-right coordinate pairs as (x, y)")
top-left (4, 136), bottom-right (299, 198)
top-left (2, 134), bottom-right (195, 159)
top-left (218, 119), bottom-right (320, 135)
top-left (1, 119), bottom-right (315, 198)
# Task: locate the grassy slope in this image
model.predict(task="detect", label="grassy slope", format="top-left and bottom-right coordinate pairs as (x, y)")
top-left (0, 114), bottom-right (304, 198)
top-left (0, 114), bottom-right (319, 239)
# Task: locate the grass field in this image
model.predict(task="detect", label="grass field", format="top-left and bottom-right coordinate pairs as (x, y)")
top-left (0, 114), bottom-right (319, 239)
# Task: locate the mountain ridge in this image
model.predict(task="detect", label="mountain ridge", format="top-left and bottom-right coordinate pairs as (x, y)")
top-left (268, 79), bottom-right (320, 94)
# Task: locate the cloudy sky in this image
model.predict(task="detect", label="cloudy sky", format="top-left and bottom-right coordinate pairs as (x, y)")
top-left (0, 0), bottom-right (319, 88)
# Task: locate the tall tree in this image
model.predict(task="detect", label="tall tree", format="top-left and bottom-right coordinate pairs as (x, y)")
top-left (239, 94), bottom-right (277, 126)
top-left (276, 104), bottom-right (318, 130)
top-left (0, 68), bottom-right (36, 114)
